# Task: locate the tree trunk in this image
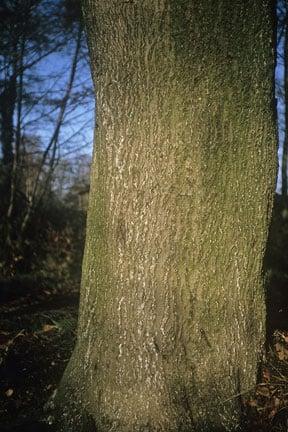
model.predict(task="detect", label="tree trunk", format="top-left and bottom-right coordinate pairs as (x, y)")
top-left (57, 1), bottom-right (277, 431)
top-left (0, 73), bottom-right (17, 208)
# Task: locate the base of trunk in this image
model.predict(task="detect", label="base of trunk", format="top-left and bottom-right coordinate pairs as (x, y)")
top-left (54, 353), bottom-right (244, 432)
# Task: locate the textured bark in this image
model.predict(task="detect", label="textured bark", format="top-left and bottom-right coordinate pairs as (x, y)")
top-left (57, 1), bottom-right (277, 431)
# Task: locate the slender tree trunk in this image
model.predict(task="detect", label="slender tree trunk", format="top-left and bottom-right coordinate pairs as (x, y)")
top-left (57, 1), bottom-right (277, 431)
top-left (0, 44), bottom-right (19, 253)
top-left (20, 26), bottom-right (82, 238)
top-left (0, 71), bottom-right (17, 205)
top-left (0, 76), bottom-right (16, 167)
top-left (6, 36), bottom-right (25, 246)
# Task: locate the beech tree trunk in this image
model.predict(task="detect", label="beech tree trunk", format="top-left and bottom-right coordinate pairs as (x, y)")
top-left (56, 1), bottom-right (277, 431)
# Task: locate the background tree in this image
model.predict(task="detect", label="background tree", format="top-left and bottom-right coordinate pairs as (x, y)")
top-left (56, 1), bottom-right (277, 431)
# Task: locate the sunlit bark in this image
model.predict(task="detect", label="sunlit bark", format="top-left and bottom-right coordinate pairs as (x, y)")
top-left (57, 1), bottom-right (277, 431)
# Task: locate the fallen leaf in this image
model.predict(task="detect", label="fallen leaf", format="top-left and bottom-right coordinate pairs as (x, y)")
top-left (247, 398), bottom-right (258, 407)
top-left (269, 408), bottom-right (277, 419)
top-left (5, 388), bottom-right (14, 397)
top-left (263, 367), bottom-right (271, 382)
top-left (42, 324), bottom-right (57, 332)
top-left (275, 342), bottom-right (288, 360)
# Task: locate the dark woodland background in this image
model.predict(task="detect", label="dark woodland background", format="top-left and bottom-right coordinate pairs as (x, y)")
top-left (1, 1), bottom-right (288, 431)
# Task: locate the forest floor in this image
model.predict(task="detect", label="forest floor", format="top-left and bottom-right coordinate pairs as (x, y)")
top-left (0, 281), bottom-right (79, 431)
top-left (1, 282), bottom-right (288, 431)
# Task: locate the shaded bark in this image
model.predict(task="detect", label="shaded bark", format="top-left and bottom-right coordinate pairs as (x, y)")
top-left (57, 1), bottom-right (277, 431)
